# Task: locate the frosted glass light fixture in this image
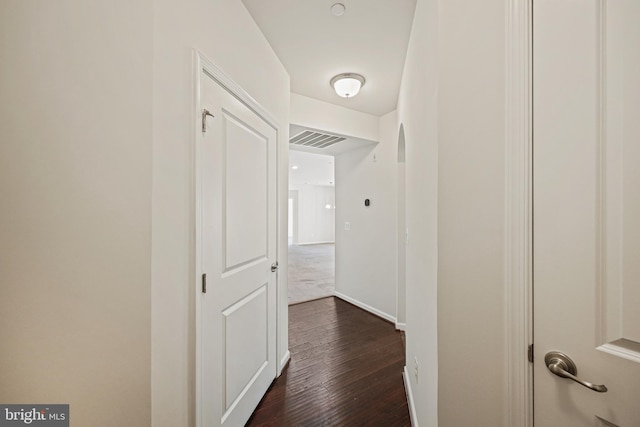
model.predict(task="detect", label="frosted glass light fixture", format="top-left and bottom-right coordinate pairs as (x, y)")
top-left (330, 73), bottom-right (365, 98)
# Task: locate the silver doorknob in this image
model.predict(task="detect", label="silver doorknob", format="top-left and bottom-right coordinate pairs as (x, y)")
top-left (271, 262), bottom-right (279, 272)
top-left (545, 351), bottom-right (607, 393)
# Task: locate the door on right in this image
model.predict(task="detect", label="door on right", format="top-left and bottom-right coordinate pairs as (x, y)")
top-left (534, 0), bottom-right (640, 426)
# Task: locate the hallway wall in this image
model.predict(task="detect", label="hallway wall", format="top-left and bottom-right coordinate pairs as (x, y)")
top-left (151, 0), bottom-right (290, 425)
top-left (0, 1), bottom-right (289, 426)
top-left (436, 0), bottom-right (507, 425)
top-left (334, 111), bottom-right (398, 320)
top-left (397, 0), bottom-right (508, 425)
top-left (291, 93), bottom-right (379, 142)
top-left (0, 1), bottom-right (153, 425)
top-left (396, 0), bottom-right (439, 424)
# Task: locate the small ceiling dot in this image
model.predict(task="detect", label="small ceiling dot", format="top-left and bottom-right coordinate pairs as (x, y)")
top-left (330, 3), bottom-right (346, 16)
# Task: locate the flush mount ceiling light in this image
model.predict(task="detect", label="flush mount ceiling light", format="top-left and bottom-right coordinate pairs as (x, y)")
top-left (330, 73), bottom-right (366, 98)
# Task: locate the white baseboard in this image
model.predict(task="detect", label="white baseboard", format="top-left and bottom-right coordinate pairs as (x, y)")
top-left (395, 322), bottom-right (406, 331)
top-left (295, 241), bottom-right (335, 246)
top-left (333, 291), bottom-right (396, 324)
top-left (278, 350), bottom-right (290, 376)
top-left (403, 366), bottom-right (418, 427)
top-left (289, 294), bottom-right (334, 306)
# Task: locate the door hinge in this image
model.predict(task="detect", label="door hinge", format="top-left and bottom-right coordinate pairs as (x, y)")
top-left (202, 273), bottom-right (207, 293)
top-left (528, 344), bottom-right (534, 363)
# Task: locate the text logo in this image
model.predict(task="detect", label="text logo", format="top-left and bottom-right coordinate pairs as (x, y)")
top-left (0, 405), bottom-right (68, 427)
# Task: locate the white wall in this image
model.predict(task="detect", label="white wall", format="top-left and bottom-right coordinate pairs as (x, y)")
top-left (334, 111), bottom-right (398, 320)
top-left (289, 185), bottom-right (335, 245)
top-left (151, 1), bottom-right (290, 426)
top-left (0, 0), bottom-right (153, 425)
top-left (0, 2), bottom-right (289, 426)
top-left (291, 93), bottom-right (379, 142)
top-left (396, 126), bottom-right (407, 326)
top-left (436, 0), bottom-right (506, 425)
top-left (396, 0), bottom-right (439, 424)
top-left (397, 0), bottom-right (508, 425)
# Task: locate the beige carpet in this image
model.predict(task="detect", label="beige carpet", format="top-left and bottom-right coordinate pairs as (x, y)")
top-left (288, 243), bottom-right (335, 304)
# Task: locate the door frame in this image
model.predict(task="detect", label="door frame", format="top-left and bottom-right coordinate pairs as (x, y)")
top-left (288, 190), bottom-right (299, 245)
top-left (505, 0), bottom-right (533, 426)
top-left (193, 50), bottom-right (282, 427)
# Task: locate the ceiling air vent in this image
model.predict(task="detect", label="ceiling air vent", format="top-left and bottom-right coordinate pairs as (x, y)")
top-left (289, 130), bottom-right (346, 149)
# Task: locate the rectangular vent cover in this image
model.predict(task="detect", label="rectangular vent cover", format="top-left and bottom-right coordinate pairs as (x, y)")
top-left (289, 130), bottom-right (346, 149)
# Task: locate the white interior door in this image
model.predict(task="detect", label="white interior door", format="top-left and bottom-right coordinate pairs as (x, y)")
top-left (534, 1), bottom-right (640, 425)
top-left (198, 68), bottom-right (277, 426)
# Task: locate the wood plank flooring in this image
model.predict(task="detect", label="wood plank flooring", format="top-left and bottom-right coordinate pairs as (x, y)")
top-left (247, 297), bottom-right (410, 426)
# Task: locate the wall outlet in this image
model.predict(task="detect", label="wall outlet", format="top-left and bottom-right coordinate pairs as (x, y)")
top-left (344, 222), bottom-right (351, 231)
top-left (414, 356), bottom-right (419, 384)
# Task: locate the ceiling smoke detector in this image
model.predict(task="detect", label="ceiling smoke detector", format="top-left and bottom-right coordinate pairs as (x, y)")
top-left (330, 3), bottom-right (346, 16)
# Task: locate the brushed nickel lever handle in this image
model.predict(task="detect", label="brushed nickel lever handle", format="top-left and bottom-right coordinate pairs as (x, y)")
top-left (545, 351), bottom-right (607, 393)
top-left (271, 262), bottom-right (279, 272)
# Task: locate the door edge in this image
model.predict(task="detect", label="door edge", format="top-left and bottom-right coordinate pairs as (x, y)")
top-left (505, 1), bottom-right (534, 426)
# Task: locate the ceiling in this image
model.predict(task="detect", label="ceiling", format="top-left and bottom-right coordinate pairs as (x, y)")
top-left (289, 150), bottom-right (335, 187)
top-left (242, 0), bottom-right (417, 116)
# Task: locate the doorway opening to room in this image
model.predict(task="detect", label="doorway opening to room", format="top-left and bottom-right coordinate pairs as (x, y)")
top-left (288, 149), bottom-right (336, 304)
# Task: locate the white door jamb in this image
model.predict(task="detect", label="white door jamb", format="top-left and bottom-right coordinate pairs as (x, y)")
top-left (505, 1), bottom-right (534, 426)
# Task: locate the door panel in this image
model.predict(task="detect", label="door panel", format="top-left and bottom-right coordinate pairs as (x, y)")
top-left (199, 70), bottom-right (277, 427)
top-left (223, 111), bottom-right (268, 270)
top-left (223, 285), bottom-right (268, 409)
top-left (598, 0), bottom-right (640, 357)
top-left (534, 0), bottom-right (640, 425)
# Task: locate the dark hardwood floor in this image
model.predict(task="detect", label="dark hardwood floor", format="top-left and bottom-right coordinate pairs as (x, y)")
top-left (247, 297), bottom-right (411, 427)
